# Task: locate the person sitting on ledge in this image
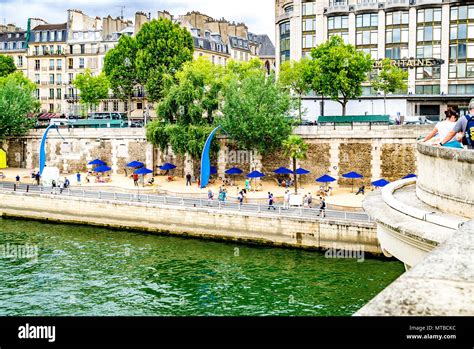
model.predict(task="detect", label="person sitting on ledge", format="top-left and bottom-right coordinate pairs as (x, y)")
top-left (440, 99), bottom-right (474, 150)
top-left (423, 107), bottom-right (463, 149)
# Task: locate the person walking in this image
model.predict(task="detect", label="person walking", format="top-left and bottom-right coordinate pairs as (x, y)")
top-left (15, 175), bottom-right (20, 184)
top-left (207, 189), bottom-right (214, 206)
top-left (268, 192), bottom-right (276, 211)
top-left (51, 180), bottom-right (57, 195)
top-left (35, 172), bottom-right (41, 186)
top-left (76, 172), bottom-right (81, 185)
top-left (238, 191), bottom-right (244, 205)
top-left (355, 185), bottom-right (365, 196)
top-left (186, 173), bottom-right (192, 186)
top-left (283, 190), bottom-right (290, 210)
top-left (317, 197), bottom-right (326, 218)
top-left (303, 195), bottom-right (309, 208)
top-left (308, 193), bottom-right (313, 208)
top-left (133, 173), bottom-right (139, 187)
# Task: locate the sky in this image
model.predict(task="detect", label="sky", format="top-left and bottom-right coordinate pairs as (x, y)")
top-left (0, 0), bottom-right (275, 41)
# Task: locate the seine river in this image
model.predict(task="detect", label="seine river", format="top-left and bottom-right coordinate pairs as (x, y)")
top-left (0, 218), bottom-right (404, 316)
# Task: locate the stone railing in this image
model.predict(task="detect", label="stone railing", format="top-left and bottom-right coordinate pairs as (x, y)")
top-left (417, 143), bottom-right (474, 218)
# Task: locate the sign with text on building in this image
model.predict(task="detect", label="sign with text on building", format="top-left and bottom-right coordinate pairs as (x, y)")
top-left (373, 58), bottom-right (445, 69)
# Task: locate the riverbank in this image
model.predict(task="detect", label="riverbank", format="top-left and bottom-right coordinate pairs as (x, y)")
top-left (0, 189), bottom-right (381, 255)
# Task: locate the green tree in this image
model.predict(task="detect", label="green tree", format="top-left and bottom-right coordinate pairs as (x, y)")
top-left (156, 57), bottom-right (224, 125)
top-left (282, 135), bottom-right (308, 195)
top-left (278, 58), bottom-right (313, 122)
top-left (103, 35), bottom-right (139, 121)
top-left (311, 36), bottom-right (372, 116)
top-left (0, 72), bottom-right (39, 140)
top-left (372, 58), bottom-right (408, 116)
top-left (135, 18), bottom-right (194, 103)
top-left (0, 55), bottom-right (16, 77)
top-left (72, 69), bottom-right (110, 115)
top-left (219, 71), bottom-right (292, 155)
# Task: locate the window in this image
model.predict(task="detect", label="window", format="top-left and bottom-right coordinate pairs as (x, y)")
top-left (103, 102), bottom-right (109, 112)
top-left (79, 58), bottom-right (84, 69)
top-left (284, 5), bottom-right (293, 14)
top-left (137, 102), bottom-right (143, 110)
top-left (68, 58), bottom-right (73, 69)
top-left (356, 13), bottom-right (378, 28)
top-left (57, 31), bottom-right (62, 41)
top-left (17, 56), bottom-right (23, 67)
top-left (124, 101), bottom-right (128, 112)
top-left (49, 74), bottom-right (55, 84)
top-left (80, 44), bottom-right (85, 54)
top-left (113, 101), bottom-right (119, 112)
top-left (49, 104), bottom-right (54, 112)
top-left (415, 85), bottom-right (440, 95)
top-left (56, 88), bottom-right (61, 99)
top-left (303, 18), bottom-right (316, 32)
top-left (49, 89), bottom-right (54, 99)
top-left (303, 34), bottom-right (316, 48)
top-left (302, 2), bottom-right (315, 16)
top-left (49, 59), bottom-right (54, 70)
top-left (34, 74), bottom-right (40, 84)
top-left (57, 74), bottom-right (62, 85)
top-left (280, 21), bottom-right (291, 62)
top-left (450, 5), bottom-right (474, 79)
top-left (68, 73), bottom-right (74, 84)
top-left (416, 66), bottom-right (440, 80)
top-left (35, 60), bottom-right (40, 70)
top-left (448, 84), bottom-right (474, 95)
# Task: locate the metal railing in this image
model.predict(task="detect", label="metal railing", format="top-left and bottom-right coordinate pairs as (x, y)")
top-left (0, 182), bottom-right (372, 224)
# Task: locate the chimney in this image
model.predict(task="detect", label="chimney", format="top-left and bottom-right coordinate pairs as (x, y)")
top-left (134, 12), bottom-right (149, 34)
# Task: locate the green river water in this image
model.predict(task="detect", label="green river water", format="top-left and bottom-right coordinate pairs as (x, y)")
top-left (0, 218), bottom-right (404, 316)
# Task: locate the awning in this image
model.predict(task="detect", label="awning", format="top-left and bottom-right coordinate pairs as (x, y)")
top-left (37, 113), bottom-right (65, 120)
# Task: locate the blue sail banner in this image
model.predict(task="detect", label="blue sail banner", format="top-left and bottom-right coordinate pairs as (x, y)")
top-left (39, 124), bottom-right (64, 175)
top-left (200, 126), bottom-right (221, 189)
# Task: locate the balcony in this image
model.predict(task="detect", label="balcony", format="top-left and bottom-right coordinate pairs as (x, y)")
top-left (65, 48), bottom-right (107, 55)
top-left (30, 50), bottom-right (65, 57)
top-left (56, 66), bottom-right (63, 71)
top-left (325, 3), bottom-right (350, 15)
top-left (415, 0), bottom-right (442, 5)
top-left (385, 0), bottom-right (411, 9)
top-left (353, 0), bottom-right (380, 12)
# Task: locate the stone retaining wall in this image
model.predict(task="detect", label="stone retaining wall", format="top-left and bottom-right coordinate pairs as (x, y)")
top-left (0, 191), bottom-right (381, 254)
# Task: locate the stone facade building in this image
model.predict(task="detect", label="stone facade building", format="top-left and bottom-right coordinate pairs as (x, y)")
top-left (275, 0), bottom-right (474, 120)
top-left (0, 24), bottom-right (28, 75)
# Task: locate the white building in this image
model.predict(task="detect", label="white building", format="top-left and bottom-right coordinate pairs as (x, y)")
top-left (275, 0), bottom-right (474, 120)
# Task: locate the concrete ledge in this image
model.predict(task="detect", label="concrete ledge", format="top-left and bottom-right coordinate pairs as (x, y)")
top-left (355, 220), bottom-right (474, 316)
top-left (0, 191), bottom-right (381, 255)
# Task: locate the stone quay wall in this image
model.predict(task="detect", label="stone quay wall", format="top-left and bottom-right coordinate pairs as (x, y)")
top-left (3, 125), bottom-right (431, 185)
top-left (0, 191), bottom-right (380, 254)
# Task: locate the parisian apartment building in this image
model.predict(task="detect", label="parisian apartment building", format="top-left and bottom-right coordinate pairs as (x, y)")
top-left (275, 0), bottom-right (474, 120)
top-left (0, 9), bottom-right (275, 118)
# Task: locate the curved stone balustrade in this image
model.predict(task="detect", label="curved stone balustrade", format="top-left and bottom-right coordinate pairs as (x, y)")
top-left (417, 143), bottom-right (474, 218)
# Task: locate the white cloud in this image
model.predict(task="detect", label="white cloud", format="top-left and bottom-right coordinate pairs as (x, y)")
top-left (0, 0), bottom-right (275, 41)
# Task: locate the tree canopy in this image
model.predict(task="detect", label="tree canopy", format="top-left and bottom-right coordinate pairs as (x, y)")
top-left (0, 72), bottom-right (39, 140)
top-left (103, 35), bottom-right (139, 118)
top-left (311, 35), bottom-right (372, 116)
top-left (219, 68), bottom-right (293, 155)
top-left (278, 58), bottom-right (313, 121)
top-left (0, 55), bottom-right (16, 78)
top-left (156, 57), bottom-right (224, 125)
top-left (372, 58), bottom-right (408, 115)
top-left (72, 69), bottom-right (110, 114)
top-left (135, 18), bottom-right (194, 103)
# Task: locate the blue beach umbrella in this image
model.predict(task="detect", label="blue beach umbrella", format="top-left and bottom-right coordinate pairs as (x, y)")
top-left (247, 171), bottom-right (265, 178)
top-left (93, 165), bottom-right (111, 173)
top-left (372, 179), bottom-right (390, 188)
top-left (127, 161), bottom-right (144, 168)
top-left (343, 172), bottom-right (364, 193)
top-left (88, 159), bottom-right (106, 166)
top-left (273, 167), bottom-right (293, 175)
top-left (159, 163), bottom-right (177, 171)
top-left (225, 167), bottom-right (243, 175)
top-left (210, 166), bottom-right (218, 175)
top-left (295, 168), bottom-right (311, 175)
top-left (403, 174), bottom-right (417, 179)
top-left (134, 168), bottom-right (153, 175)
top-left (316, 175), bottom-right (336, 183)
